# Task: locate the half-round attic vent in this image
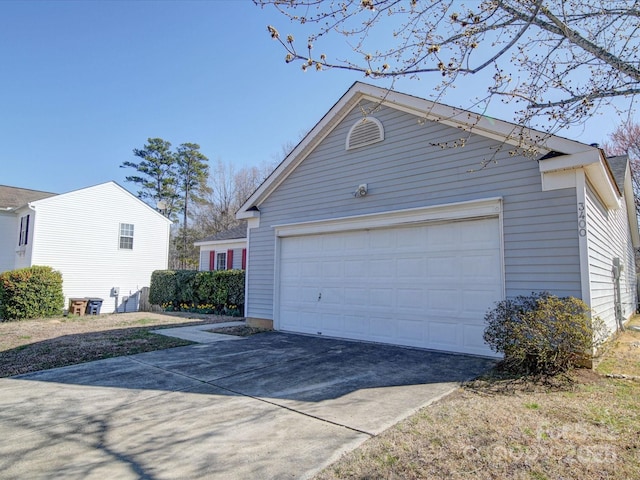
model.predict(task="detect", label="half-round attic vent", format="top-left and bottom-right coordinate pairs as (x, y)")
top-left (346, 116), bottom-right (384, 150)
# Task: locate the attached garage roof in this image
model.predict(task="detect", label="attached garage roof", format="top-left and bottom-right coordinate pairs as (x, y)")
top-left (237, 82), bottom-right (605, 219)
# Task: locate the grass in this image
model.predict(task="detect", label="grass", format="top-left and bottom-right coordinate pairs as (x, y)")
top-left (315, 317), bottom-right (640, 480)
top-left (0, 311), bottom-right (236, 377)
top-left (2, 311), bottom-right (639, 479)
top-left (207, 325), bottom-right (270, 337)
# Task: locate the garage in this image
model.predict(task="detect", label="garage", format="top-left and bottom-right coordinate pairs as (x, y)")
top-left (277, 217), bottom-right (503, 357)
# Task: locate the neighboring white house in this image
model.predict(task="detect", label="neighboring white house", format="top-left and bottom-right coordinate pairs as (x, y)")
top-left (237, 82), bottom-right (639, 357)
top-left (194, 222), bottom-right (247, 271)
top-left (0, 181), bottom-right (172, 313)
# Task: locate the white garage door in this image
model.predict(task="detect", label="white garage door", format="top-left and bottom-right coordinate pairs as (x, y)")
top-left (277, 218), bottom-right (503, 356)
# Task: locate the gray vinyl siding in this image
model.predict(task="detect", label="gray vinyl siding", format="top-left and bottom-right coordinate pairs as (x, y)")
top-left (246, 100), bottom-right (582, 320)
top-left (586, 183), bottom-right (637, 333)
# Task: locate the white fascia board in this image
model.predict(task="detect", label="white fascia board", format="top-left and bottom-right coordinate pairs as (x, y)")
top-left (539, 150), bottom-right (621, 210)
top-left (239, 81), bottom-right (591, 216)
top-left (274, 197), bottom-right (502, 237)
top-left (584, 161), bottom-right (621, 210)
top-left (193, 238), bottom-right (247, 248)
top-left (358, 85), bottom-right (589, 154)
top-left (237, 85), bottom-right (363, 216)
top-left (624, 163), bottom-right (640, 247)
top-left (236, 209), bottom-right (261, 220)
top-left (538, 150), bottom-right (601, 173)
top-left (30, 181), bottom-right (172, 224)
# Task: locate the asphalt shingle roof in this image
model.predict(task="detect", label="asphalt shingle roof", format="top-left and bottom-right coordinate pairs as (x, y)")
top-left (197, 221), bottom-right (247, 242)
top-left (0, 185), bottom-right (57, 210)
top-left (606, 155), bottom-right (628, 193)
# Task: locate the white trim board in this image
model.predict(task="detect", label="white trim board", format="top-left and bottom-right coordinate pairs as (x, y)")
top-left (274, 197), bottom-right (503, 238)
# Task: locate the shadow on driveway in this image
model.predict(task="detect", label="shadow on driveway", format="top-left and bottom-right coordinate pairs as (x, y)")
top-left (0, 332), bottom-right (496, 479)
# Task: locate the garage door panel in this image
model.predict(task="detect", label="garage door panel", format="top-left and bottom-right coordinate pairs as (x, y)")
top-left (341, 315), bottom-right (368, 335)
top-left (462, 289), bottom-right (501, 315)
top-left (280, 258), bottom-right (301, 278)
top-left (428, 290), bottom-right (460, 314)
top-left (396, 288), bottom-right (424, 308)
top-left (428, 321), bottom-right (460, 347)
top-left (370, 316), bottom-right (395, 341)
top-left (397, 318), bottom-right (424, 341)
top-left (463, 324), bottom-right (489, 349)
top-left (278, 217), bottom-right (502, 356)
top-left (427, 256), bottom-right (459, 280)
top-left (343, 287), bottom-right (369, 307)
top-left (462, 253), bottom-right (501, 279)
top-left (396, 257), bottom-right (426, 278)
top-left (370, 230), bottom-right (396, 249)
top-left (322, 287), bottom-right (343, 305)
top-left (344, 259), bottom-right (368, 278)
top-left (369, 288), bottom-right (393, 307)
top-left (370, 258), bottom-right (396, 276)
top-left (301, 260), bottom-right (321, 277)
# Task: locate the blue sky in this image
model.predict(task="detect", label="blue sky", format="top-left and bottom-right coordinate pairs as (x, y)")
top-left (0, 0), bottom-right (628, 195)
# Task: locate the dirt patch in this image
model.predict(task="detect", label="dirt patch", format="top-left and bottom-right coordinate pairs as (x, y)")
top-left (207, 325), bottom-right (270, 337)
top-left (0, 311), bottom-right (237, 377)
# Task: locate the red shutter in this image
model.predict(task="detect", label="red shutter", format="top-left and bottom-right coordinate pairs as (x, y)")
top-left (241, 248), bottom-right (247, 270)
top-left (209, 250), bottom-right (215, 271)
top-left (227, 249), bottom-right (234, 270)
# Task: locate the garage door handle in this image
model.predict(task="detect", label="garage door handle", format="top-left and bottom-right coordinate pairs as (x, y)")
top-left (318, 292), bottom-right (322, 301)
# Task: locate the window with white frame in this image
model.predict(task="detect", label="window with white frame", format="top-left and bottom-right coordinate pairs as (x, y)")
top-left (216, 252), bottom-right (226, 270)
top-left (119, 223), bottom-right (134, 250)
top-left (18, 214), bottom-right (30, 246)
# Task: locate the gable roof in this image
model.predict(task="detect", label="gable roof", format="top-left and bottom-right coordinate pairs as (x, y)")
top-left (238, 81), bottom-right (602, 218)
top-left (23, 181), bottom-right (172, 223)
top-left (195, 222), bottom-right (247, 245)
top-left (606, 155), bottom-right (628, 193)
top-left (0, 185), bottom-right (57, 210)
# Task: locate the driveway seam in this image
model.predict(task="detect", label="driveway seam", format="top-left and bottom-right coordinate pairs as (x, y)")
top-left (128, 354), bottom-right (376, 437)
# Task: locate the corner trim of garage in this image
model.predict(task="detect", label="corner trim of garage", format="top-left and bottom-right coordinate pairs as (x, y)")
top-left (273, 197), bottom-right (503, 237)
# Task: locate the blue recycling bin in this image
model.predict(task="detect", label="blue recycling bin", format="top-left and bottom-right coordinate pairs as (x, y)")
top-left (85, 298), bottom-right (104, 315)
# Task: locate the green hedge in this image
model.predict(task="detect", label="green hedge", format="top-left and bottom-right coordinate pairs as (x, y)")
top-left (0, 266), bottom-right (64, 321)
top-left (149, 269), bottom-right (245, 316)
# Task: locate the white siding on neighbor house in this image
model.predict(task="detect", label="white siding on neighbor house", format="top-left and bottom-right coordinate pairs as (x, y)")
top-left (0, 212), bottom-right (18, 272)
top-left (29, 182), bottom-right (170, 313)
top-left (246, 101), bottom-right (582, 320)
top-left (197, 242), bottom-right (246, 270)
top-left (11, 207), bottom-right (35, 271)
top-left (586, 183), bottom-right (637, 333)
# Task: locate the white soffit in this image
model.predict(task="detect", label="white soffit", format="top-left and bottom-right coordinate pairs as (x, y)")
top-left (539, 150), bottom-right (621, 209)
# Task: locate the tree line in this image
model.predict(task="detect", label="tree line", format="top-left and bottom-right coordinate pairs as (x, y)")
top-left (120, 137), bottom-right (274, 269)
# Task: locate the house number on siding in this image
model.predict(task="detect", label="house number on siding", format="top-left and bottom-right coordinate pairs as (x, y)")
top-left (577, 202), bottom-right (587, 237)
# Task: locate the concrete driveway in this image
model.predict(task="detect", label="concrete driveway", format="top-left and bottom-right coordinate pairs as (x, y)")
top-left (0, 331), bottom-right (495, 479)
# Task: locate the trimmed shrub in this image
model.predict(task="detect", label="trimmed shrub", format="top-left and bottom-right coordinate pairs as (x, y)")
top-left (149, 270), bottom-right (177, 306)
top-left (149, 269), bottom-right (245, 315)
top-left (483, 292), bottom-right (605, 375)
top-left (174, 270), bottom-right (198, 306)
top-left (0, 266), bottom-right (64, 320)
